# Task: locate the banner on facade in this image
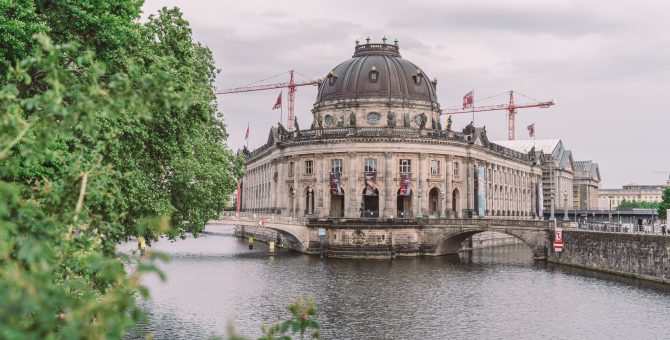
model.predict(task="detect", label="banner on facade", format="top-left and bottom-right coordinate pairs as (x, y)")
top-left (400, 173), bottom-right (412, 196)
top-left (478, 166), bottom-right (485, 217)
top-left (330, 172), bottom-right (343, 195)
top-left (364, 172), bottom-right (378, 196)
top-left (538, 180), bottom-right (544, 218)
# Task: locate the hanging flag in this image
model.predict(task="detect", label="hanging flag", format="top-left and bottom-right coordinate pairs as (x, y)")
top-left (245, 123), bottom-right (249, 140)
top-left (527, 123), bottom-right (534, 137)
top-left (272, 92), bottom-right (282, 110)
top-left (463, 91), bottom-right (473, 109)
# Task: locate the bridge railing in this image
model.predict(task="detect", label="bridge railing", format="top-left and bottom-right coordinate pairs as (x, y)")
top-left (217, 212), bottom-right (553, 228)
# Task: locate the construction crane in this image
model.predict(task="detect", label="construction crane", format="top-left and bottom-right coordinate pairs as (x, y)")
top-left (215, 70), bottom-right (318, 131)
top-left (442, 90), bottom-right (556, 140)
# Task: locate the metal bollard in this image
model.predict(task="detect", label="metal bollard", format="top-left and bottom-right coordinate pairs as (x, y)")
top-left (140, 236), bottom-right (146, 256)
top-left (269, 242), bottom-right (274, 255)
top-left (249, 237), bottom-right (253, 250)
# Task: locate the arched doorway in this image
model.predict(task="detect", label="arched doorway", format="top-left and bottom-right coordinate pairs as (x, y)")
top-left (362, 187), bottom-right (379, 218)
top-left (429, 188), bottom-right (439, 215)
top-left (452, 188), bottom-right (460, 218)
top-left (397, 188), bottom-right (413, 218)
top-left (330, 193), bottom-right (344, 217)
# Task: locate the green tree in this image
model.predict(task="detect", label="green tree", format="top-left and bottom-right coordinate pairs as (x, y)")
top-left (0, 36), bottom-right (183, 339)
top-left (658, 187), bottom-right (670, 221)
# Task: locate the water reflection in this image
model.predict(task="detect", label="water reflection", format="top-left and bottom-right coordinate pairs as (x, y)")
top-left (122, 225), bottom-right (670, 340)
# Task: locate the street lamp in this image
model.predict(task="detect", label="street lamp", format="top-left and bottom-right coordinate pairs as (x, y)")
top-left (563, 190), bottom-right (570, 222)
top-left (549, 189), bottom-right (555, 221)
top-left (440, 189), bottom-right (446, 218)
top-left (416, 187), bottom-right (423, 219)
top-left (608, 195), bottom-right (613, 233)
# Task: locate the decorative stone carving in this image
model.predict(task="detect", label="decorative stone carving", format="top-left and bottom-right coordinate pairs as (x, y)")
top-left (350, 112), bottom-right (357, 127)
top-left (445, 155), bottom-right (453, 162)
top-left (445, 115), bottom-right (452, 131)
top-left (384, 152), bottom-right (393, 159)
top-left (315, 112), bottom-right (323, 129)
top-left (316, 154), bottom-right (324, 160)
top-left (463, 121), bottom-right (475, 135)
top-left (419, 113), bottom-right (427, 129)
top-left (419, 153), bottom-right (427, 160)
top-left (277, 122), bottom-right (287, 136)
top-left (348, 152), bottom-right (357, 159)
top-left (294, 116), bottom-right (300, 132)
top-left (387, 112), bottom-right (394, 127)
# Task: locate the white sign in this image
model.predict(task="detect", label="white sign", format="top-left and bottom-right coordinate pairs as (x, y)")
top-left (319, 228), bottom-right (326, 236)
top-left (555, 228), bottom-right (563, 242)
top-left (258, 220), bottom-right (264, 226)
top-left (554, 241), bottom-right (563, 251)
top-left (570, 222), bottom-right (578, 229)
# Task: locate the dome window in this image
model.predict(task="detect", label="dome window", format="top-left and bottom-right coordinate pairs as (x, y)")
top-left (328, 71), bottom-right (337, 86)
top-left (366, 112), bottom-right (381, 124)
top-left (369, 66), bottom-right (379, 83)
top-left (413, 73), bottom-right (422, 85)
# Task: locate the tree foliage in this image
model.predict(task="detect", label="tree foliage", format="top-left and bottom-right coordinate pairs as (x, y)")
top-left (0, 36), bottom-right (181, 339)
top-left (616, 199), bottom-right (656, 210)
top-left (658, 187), bottom-right (670, 221)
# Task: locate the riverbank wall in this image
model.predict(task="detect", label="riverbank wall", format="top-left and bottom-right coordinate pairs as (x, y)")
top-left (549, 230), bottom-right (670, 284)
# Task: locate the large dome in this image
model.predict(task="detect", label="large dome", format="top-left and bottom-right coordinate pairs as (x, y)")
top-left (315, 42), bottom-right (438, 104)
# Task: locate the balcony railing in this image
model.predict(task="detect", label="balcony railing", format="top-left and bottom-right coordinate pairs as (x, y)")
top-left (329, 210), bottom-right (345, 218)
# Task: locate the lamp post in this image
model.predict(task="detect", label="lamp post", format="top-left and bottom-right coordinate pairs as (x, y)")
top-left (608, 195), bottom-right (613, 233)
top-left (307, 187), bottom-right (313, 216)
top-left (652, 202), bottom-right (655, 234)
top-left (291, 188), bottom-right (297, 216)
top-left (584, 199), bottom-right (588, 229)
top-left (416, 187), bottom-right (423, 219)
top-left (563, 190), bottom-right (570, 222)
top-left (440, 190), bottom-right (446, 218)
top-left (549, 189), bottom-right (555, 221)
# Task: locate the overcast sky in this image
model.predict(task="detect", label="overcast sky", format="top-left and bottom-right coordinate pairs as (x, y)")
top-left (141, 0), bottom-right (670, 189)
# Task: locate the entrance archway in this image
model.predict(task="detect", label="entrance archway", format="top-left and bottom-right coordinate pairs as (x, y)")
top-left (397, 188), bottom-right (412, 218)
top-left (452, 188), bottom-right (460, 218)
top-left (330, 194), bottom-right (344, 217)
top-left (429, 188), bottom-right (439, 215)
top-left (361, 187), bottom-right (379, 218)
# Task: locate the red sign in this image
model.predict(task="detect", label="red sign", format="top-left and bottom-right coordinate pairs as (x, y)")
top-left (555, 229), bottom-right (563, 242)
top-left (258, 220), bottom-right (264, 226)
top-left (554, 241), bottom-right (563, 250)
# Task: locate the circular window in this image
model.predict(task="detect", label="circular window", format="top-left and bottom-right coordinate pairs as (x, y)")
top-left (325, 115), bottom-right (333, 126)
top-left (366, 112), bottom-right (381, 124)
top-left (414, 115), bottom-right (423, 126)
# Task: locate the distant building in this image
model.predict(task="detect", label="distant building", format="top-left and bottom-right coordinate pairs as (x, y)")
top-left (598, 176), bottom-right (669, 207)
top-left (493, 139), bottom-right (601, 211)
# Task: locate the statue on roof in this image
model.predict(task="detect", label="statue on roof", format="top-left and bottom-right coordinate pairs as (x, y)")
top-left (387, 112), bottom-right (394, 126)
top-left (294, 116), bottom-right (300, 132)
top-left (315, 112), bottom-right (323, 129)
top-left (350, 112), bottom-right (356, 127)
top-left (463, 121), bottom-right (475, 135)
top-left (419, 113), bottom-right (427, 129)
top-left (277, 122), bottom-right (287, 136)
top-left (445, 115), bottom-right (452, 131)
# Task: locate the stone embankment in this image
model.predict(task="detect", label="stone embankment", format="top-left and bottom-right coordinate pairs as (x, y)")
top-left (549, 230), bottom-right (670, 284)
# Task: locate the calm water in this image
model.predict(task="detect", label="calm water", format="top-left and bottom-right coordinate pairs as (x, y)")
top-left (122, 225), bottom-right (670, 340)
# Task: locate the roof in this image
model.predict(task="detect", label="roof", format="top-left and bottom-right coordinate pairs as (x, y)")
top-left (316, 43), bottom-right (438, 104)
top-left (575, 160), bottom-right (601, 181)
top-left (599, 188), bottom-right (662, 192)
top-left (492, 139), bottom-right (571, 170)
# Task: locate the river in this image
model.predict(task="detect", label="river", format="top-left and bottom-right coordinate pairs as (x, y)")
top-left (121, 225), bottom-right (670, 339)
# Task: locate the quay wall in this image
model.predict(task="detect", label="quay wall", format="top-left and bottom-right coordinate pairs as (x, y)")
top-left (549, 230), bottom-right (670, 284)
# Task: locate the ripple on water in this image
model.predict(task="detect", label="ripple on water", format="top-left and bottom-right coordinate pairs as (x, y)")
top-left (123, 225), bottom-right (670, 340)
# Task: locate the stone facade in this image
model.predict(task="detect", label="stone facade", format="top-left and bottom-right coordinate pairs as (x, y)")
top-left (239, 43), bottom-right (545, 221)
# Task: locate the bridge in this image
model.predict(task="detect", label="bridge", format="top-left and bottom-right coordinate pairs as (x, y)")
top-left (212, 212), bottom-right (557, 259)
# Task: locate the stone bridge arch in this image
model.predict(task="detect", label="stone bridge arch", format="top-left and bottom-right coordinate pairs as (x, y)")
top-left (428, 227), bottom-right (550, 259)
top-left (235, 221), bottom-right (308, 253)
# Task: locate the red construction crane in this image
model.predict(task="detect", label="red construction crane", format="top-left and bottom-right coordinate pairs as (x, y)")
top-left (215, 70), bottom-right (318, 131)
top-left (442, 90), bottom-right (556, 140)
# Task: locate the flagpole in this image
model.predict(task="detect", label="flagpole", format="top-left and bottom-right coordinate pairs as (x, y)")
top-left (472, 89), bottom-right (475, 126)
top-left (247, 122), bottom-right (249, 149)
top-left (280, 90), bottom-right (283, 125)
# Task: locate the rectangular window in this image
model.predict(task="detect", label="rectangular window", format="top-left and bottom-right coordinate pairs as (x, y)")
top-left (289, 162), bottom-right (294, 176)
top-left (305, 160), bottom-right (313, 174)
top-left (453, 162), bottom-right (459, 176)
top-left (399, 159), bottom-right (411, 173)
top-left (331, 159), bottom-right (343, 173)
top-left (431, 160), bottom-right (440, 174)
top-left (364, 158), bottom-right (377, 172)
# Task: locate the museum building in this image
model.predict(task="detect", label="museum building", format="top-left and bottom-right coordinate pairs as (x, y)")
top-left (238, 42), bottom-right (546, 219)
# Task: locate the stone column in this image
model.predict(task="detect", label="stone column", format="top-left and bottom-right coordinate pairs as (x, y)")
top-left (466, 158), bottom-right (474, 218)
top-left (324, 156), bottom-right (332, 217)
top-left (383, 152), bottom-right (394, 218)
top-left (347, 152), bottom-right (358, 218)
top-left (445, 155), bottom-right (453, 218)
top-left (295, 156), bottom-right (304, 216)
top-left (419, 153), bottom-right (428, 217)
top-left (315, 154), bottom-right (324, 217)
top-left (276, 157), bottom-right (285, 215)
